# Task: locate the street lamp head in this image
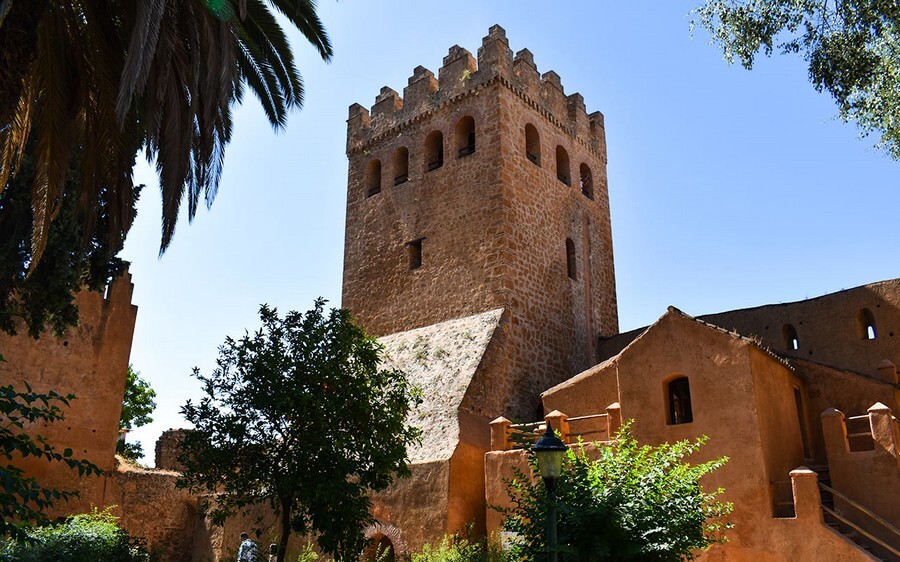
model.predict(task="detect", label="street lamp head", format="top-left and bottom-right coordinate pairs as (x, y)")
top-left (533, 425), bottom-right (568, 481)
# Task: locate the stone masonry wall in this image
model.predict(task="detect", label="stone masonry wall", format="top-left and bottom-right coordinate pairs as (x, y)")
top-left (700, 279), bottom-right (900, 379)
top-left (342, 26), bottom-right (617, 419)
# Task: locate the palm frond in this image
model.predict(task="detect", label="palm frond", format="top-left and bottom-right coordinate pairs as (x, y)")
top-left (30, 6), bottom-right (80, 270)
top-left (116, 0), bottom-right (167, 123)
top-left (0, 79), bottom-right (34, 196)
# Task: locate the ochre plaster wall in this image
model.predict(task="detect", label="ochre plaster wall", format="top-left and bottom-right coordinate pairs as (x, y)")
top-left (700, 280), bottom-right (900, 378)
top-left (791, 358), bottom-right (899, 465)
top-left (536, 311), bottom-right (877, 559)
top-left (821, 406), bottom-right (899, 554)
top-left (541, 358), bottom-right (619, 417)
top-left (0, 272), bottom-right (137, 515)
top-left (747, 348), bottom-right (807, 514)
top-left (370, 460), bottom-right (451, 551)
top-left (342, 26), bottom-right (617, 420)
top-left (610, 314), bottom-right (775, 552)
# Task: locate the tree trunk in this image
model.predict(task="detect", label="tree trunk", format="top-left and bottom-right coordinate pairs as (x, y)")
top-left (278, 499), bottom-right (291, 562)
top-left (0, 0), bottom-right (47, 127)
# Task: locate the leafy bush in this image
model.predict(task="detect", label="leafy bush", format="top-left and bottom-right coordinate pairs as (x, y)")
top-left (500, 423), bottom-right (732, 561)
top-left (0, 507), bottom-right (150, 562)
top-left (408, 533), bottom-right (509, 562)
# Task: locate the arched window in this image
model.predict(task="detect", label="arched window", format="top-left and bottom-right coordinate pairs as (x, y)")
top-left (556, 146), bottom-right (570, 185)
top-left (456, 116), bottom-right (475, 157)
top-left (393, 147), bottom-right (409, 185)
top-left (858, 308), bottom-right (877, 340)
top-left (580, 163), bottom-right (594, 200)
top-left (783, 324), bottom-right (799, 350)
top-left (666, 376), bottom-right (693, 425)
top-left (565, 238), bottom-right (576, 280)
top-left (425, 131), bottom-right (444, 171)
top-left (366, 159), bottom-right (382, 197)
top-left (525, 124), bottom-right (541, 166)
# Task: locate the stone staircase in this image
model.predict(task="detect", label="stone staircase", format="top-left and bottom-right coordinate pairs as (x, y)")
top-left (808, 464), bottom-right (898, 562)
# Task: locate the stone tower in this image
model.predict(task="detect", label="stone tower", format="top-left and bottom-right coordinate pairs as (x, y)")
top-left (342, 25), bottom-right (617, 418)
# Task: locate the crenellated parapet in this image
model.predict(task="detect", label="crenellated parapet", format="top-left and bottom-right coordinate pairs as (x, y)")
top-left (347, 25), bottom-right (606, 158)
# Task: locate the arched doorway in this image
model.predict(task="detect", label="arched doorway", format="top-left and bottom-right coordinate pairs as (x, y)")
top-left (361, 521), bottom-right (407, 562)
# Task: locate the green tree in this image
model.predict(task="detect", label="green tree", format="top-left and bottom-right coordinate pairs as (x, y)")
top-left (695, 0), bottom-right (900, 158)
top-left (500, 423), bottom-right (732, 562)
top-left (1, 507), bottom-right (151, 561)
top-left (116, 365), bottom-right (157, 464)
top-left (177, 299), bottom-right (422, 562)
top-left (0, 0), bottom-right (332, 269)
top-left (0, 368), bottom-right (102, 539)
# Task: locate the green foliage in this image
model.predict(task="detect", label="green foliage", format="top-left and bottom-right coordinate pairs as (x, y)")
top-left (296, 542), bottom-right (320, 562)
top-left (178, 299), bottom-right (422, 562)
top-left (409, 533), bottom-right (509, 562)
top-left (500, 423), bottom-right (732, 561)
top-left (0, 370), bottom-right (102, 540)
top-left (0, 148), bottom-right (138, 337)
top-left (0, 507), bottom-right (151, 561)
top-left (116, 365), bottom-right (157, 463)
top-left (695, 0), bottom-right (900, 158)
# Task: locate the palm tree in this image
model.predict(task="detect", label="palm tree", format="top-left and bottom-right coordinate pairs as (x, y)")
top-left (0, 0), bottom-right (331, 267)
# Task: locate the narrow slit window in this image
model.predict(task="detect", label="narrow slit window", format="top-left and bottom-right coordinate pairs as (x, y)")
top-left (366, 159), bottom-right (382, 197)
top-left (556, 146), bottom-right (570, 185)
top-left (425, 131), bottom-right (444, 171)
top-left (783, 324), bottom-right (799, 350)
top-left (667, 377), bottom-right (693, 425)
top-left (566, 238), bottom-right (576, 280)
top-left (456, 116), bottom-right (475, 157)
top-left (393, 147), bottom-right (409, 185)
top-left (580, 163), bottom-right (594, 200)
top-left (407, 239), bottom-right (423, 270)
top-left (858, 308), bottom-right (877, 340)
top-left (525, 124), bottom-right (541, 166)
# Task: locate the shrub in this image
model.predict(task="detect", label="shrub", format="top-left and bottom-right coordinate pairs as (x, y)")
top-left (0, 507), bottom-right (150, 562)
top-left (408, 533), bottom-right (509, 562)
top-left (500, 423), bottom-right (732, 561)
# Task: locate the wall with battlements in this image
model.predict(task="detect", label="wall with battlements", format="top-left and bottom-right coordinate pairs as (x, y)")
top-left (0, 271), bottom-right (137, 514)
top-left (342, 26), bottom-right (617, 419)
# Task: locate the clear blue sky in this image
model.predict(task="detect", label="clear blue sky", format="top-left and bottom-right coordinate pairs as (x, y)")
top-left (120, 1), bottom-right (900, 463)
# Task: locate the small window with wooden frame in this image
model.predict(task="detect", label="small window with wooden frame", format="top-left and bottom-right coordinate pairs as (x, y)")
top-left (858, 308), bottom-right (877, 340)
top-left (525, 124), bottom-right (541, 166)
top-left (565, 238), bottom-right (577, 280)
top-left (456, 116), bottom-right (475, 157)
top-left (407, 238), bottom-right (424, 270)
top-left (665, 376), bottom-right (693, 425)
top-left (365, 159), bottom-right (382, 197)
top-left (783, 324), bottom-right (799, 350)
top-left (556, 145), bottom-right (570, 185)
top-left (580, 163), bottom-right (594, 200)
top-left (393, 147), bottom-right (409, 185)
top-left (425, 131), bottom-right (444, 171)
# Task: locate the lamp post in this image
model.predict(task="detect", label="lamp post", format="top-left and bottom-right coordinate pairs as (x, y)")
top-left (533, 424), bottom-right (568, 562)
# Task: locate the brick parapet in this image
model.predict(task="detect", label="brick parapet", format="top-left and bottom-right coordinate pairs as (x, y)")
top-left (347, 25), bottom-right (605, 161)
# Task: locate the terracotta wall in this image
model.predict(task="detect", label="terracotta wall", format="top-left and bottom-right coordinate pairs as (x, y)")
top-left (821, 405), bottom-right (899, 553)
top-left (484, 452), bottom-right (876, 561)
top-left (700, 280), bottom-right (900, 378)
top-left (0, 271), bottom-right (137, 514)
top-left (791, 358), bottom-right (899, 465)
top-left (747, 348), bottom-right (807, 515)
